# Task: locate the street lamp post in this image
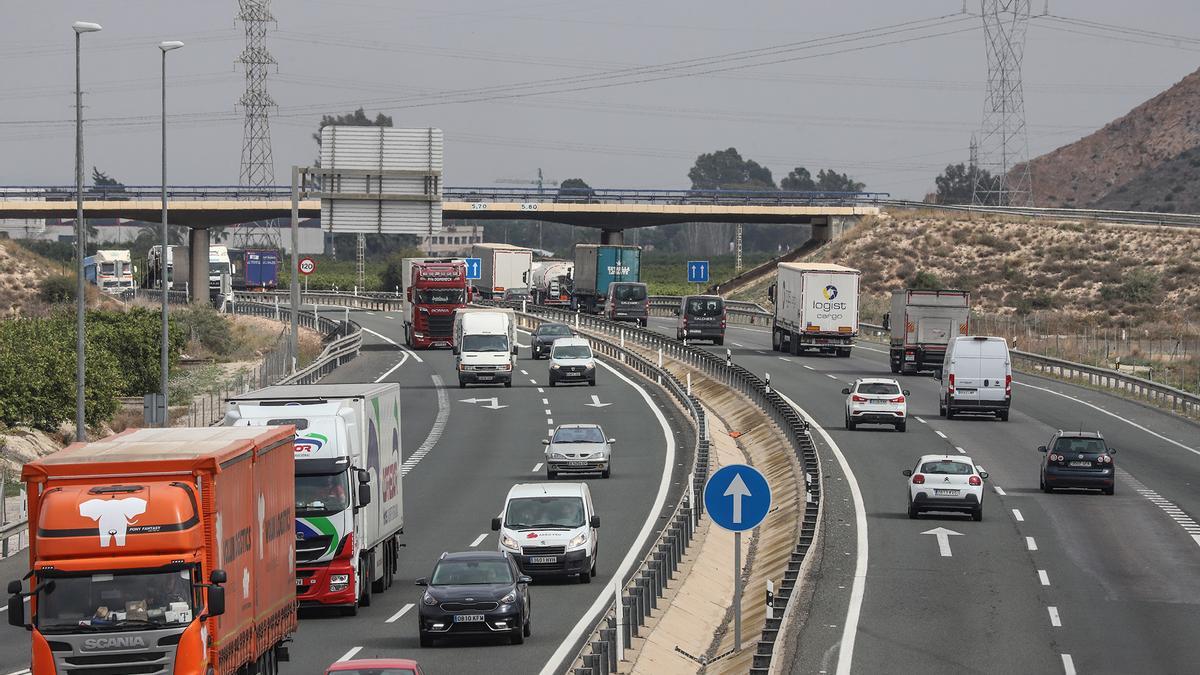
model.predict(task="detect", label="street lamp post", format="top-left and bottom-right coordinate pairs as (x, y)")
top-left (159, 41), bottom-right (184, 427)
top-left (72, 20), bottom-right (101, 443)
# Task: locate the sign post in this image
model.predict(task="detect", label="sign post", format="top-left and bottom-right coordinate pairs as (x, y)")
top-left (703, 464), bottom-right (772, 652)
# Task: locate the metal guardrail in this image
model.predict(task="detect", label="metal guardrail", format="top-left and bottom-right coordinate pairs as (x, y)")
top-left (1, 518), bottom-right (28, 559)
top-left (881, 199), bottom-right (1200, 229)
top-left (231, 290), bottom-right (402, 311)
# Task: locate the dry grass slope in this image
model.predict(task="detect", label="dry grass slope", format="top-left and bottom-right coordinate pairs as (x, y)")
top-left (0, 241), bottom-right (56, 315)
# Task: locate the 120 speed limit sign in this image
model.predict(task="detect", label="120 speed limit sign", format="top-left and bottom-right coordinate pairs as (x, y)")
top-left (298, 257), bottom-right (317, 276)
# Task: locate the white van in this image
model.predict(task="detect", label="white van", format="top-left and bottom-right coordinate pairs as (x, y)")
top-left (938, 336), bottom-right (1012, 421)
top-left (454, 309), bottom-right (517, 388)
top-left (491, 482), bottom-right (599, 583)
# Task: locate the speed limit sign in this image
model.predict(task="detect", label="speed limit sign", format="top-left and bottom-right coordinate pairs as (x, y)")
top-left (298, 257), bottom-right (317, 276)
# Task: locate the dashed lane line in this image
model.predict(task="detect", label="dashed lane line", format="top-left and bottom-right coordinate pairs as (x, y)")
top-left (826, 374), bottom-right (840, 380)
top-left (994, 486), bottom-right (1007, 496)
top-left (520, 369), bottom-right (529, 375)
top-left (385, 603), bottom-right (414, 624)
top-left (469, 533), bottom-right (488, 548)
top-left (1012, 509), bottom-right (1025, 522)
top-left (337, 647), bottom-right (363, 662)
top-left (1062, 654), bottom-right (1076, 675)
top-left (914, 416), bottom-right (927, 424)
top-left (1048, 606), bottom-right (1062, 627)
top-left (934, 430), bottom-right (947, 439)
top-left (542, 398), bottom-right (549, 405)
top-left (1038, 570), bottom-right (1050, 586)
top-left (532, 462), bottom-right (543, 472)
top-left (1121, 470), bottom-right (1200, 547)
top-left (1026, 537), bottom-right (1038, 551)
top-left (547, 418), bottom-right (554, 425)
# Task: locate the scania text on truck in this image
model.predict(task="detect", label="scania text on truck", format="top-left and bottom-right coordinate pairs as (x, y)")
top-left (529, 259), bottom-right (574, 306)
top-left (769, 262), bottom-right (861, 357)
top-left (403, 260), bottom-right (470, 349)
top-left (224, 384), bottom-right (404, 617)
top-left (884, 289), bottom-right (971, 374)
top-left (470, 243), bottom-right (533, 299)
top-left (454, 308), bottom-right (517, 388)
top-left (7, 426), bottom-right (297, 675)
top-left (82, 249), bottom-right (135, 295)
top-left (571, 244), bottom-right (641, 315)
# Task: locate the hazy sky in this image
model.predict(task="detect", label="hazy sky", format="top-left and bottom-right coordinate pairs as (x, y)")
top-left (3, 1), bottom-right (1200, 198)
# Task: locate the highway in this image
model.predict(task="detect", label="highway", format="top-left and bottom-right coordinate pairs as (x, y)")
top-left (648, 317), bottom-right (1200, 675)
top-left (0, 309), bottom-right (690, 675)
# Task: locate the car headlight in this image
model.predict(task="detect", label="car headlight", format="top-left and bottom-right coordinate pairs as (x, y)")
top-left (501, 534), bottom-right (519, 550)
top-left (568, 533), bottom-right (588, 549)
top-left (549, 452), bottom-right (567, 459)
top-left (500, 591), bottom-right (516, 604)
top-left (550, 363), bottom-right (560, 370)
top-left (422, 592), bottom-right (437, 606)
top-left (585, 362), bottom-right (595, 370)
top-left (330, 574), bottom-right (350, 591)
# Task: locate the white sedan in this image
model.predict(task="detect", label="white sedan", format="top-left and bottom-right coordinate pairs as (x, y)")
top-left (902, 455), bottom-right (988, 521)
top-left (843, 378), bottom-right (909, 431)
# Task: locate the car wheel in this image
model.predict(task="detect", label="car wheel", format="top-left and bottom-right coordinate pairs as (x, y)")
top-left (524, 614), bottom-right (531, 638)
top-left (846, 416), bottom-right (856, 431)
top-left (1041, 475), bottom-right (1052, 493)
top-left (1103, 485), bottom-right (1115, 495)
top-left (419, 631), bottom-right (433, 648)
top-left (510, 622), bottom-right (525, 645)
top-left (458, 380), bottom-right (466, 389)
top-left (580, 565), bottom-right (592, 584)
top-left (998, 409), bottom-right (1010, 421)
top-left (945, 406), bottom-right (955, 420)
top-left (601, 466), bottom-right (610, 479)
top-left (588, 378), bottom-right (597, 387)
top-left (907, 501), bottom-right (919, 519)
top-left (939, 401), bottom-right (946, 417)
top-left (890, 359), bottom-right (901, 374)
top-left (972, 508), bottom-right (983, 522)
top-left (715, 337), bottom-right (724, 346)
top-left (771, 329), bottom-right (781, 352)
top-left (896, 421), bottom-right (906, 432)
top-left (548, 379), bottom-right (556, 388)
top-left (546, 468), bottom-right (556, 480)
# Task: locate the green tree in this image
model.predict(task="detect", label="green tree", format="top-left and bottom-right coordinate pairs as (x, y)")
top-left (781, 167), bottom-right (816, 191)
top-left (558, 178), bottom-right (594, 201)
top-left (379, 247), bottom-right (435, 291)
top-left (313, 108), bottom-right (395, 163)
top-left (90, 308), bottom-right (185, 396)
top-left (934, 163), bottom-right (997, 205)
top-left (814, 169), bottom-right (865, 192)
top-left (688, 148), bottom-right (776, 190)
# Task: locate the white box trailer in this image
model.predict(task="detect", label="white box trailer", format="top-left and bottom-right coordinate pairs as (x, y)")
top-left (472, 243), bottom-right (533, 298)
top-left (770, 262), bottom-right (861, 357)
top-left (223, 383), bottom-right (404, 613)
top-left (886, 289), bottom-right (971, 374)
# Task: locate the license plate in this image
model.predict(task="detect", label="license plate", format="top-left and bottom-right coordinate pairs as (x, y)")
top-left (1069, 461), bottom-right (1092, 467)
top-left (934, 489), bottom-right (959, 496)
top-left (454, 614), bottom-right (485, 623)
top-left (905, 355), bottom-right (915, 361)
top-left (566, 372), bottom-right (581, 377)
top-left (528, 556), bottom-right (557, 564)
top-left (567, 461), bottom-right (588, 467)
top-left (477, 374), bottom-right (494, 381)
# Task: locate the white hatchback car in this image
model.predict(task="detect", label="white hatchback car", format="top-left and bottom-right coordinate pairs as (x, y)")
top-left (902, 455), bottom-right (988, 520)
top-left (843, 378), bottom-right (909, 431)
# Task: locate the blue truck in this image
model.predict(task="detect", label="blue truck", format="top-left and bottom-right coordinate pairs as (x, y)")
top-left (235, 248), bottom-right (280, 291)
top-left (570, 244), bottom-right (645, 322)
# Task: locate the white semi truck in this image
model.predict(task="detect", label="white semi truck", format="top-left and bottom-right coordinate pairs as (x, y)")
top-left (224, 383), bottom-right (404, 616)
top-left (471, 243), bottom-right (533, 299)
top-left (769, 262), bottom-right (861, 357)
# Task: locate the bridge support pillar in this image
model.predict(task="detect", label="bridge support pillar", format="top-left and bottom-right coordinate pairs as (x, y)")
top-left (600, 229), bottom-right (624, 245)
top-left (808, 215), bottom-right (860, 244)
top-left (188, 226), bottom-right (209, 304)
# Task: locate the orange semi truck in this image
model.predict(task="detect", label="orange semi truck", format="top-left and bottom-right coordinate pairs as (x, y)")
top-left (6, 427), bottom-right (297, 675)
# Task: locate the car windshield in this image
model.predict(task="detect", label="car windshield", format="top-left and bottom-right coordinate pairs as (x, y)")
top-left (552, 345), bottom-right (592, 359)
top-left (857, 382), bottom-right (901, 395)
top-left (686, 298), bottom-right (723, 317)
top-left (553, 426), bottom-right (605, 444)
top-left (296, 470), bottom-right (350, 516)
top-left (505, 496), bottom-right (586, 529)
top-left (536, 324), bottom-right (572, 337)
top-left (614, 285), bottom-right (647, 302)
top-left (920, 461), bottom-right (973, 475)
top-left (1054, 438), bottom-right (1106, 454)
top-left (100, 262), bottom-right (116, 275)
top-left (36, 568), bottom-right (196, 634)
top-left (431, 560), bottom-right (513, 585)
top-left (462, 334), bottom-right (509, 352)
top-left (416, 289), bottom-right (464, 304)
top-left (208, 262), bottom-right (226, 274)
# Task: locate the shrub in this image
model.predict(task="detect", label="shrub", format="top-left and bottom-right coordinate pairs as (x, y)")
top-left (38, 275), bottom-right (75, 304)
top-left (89, 308), bottom-right (185, 396)
top-left (1100, 269), bottom-right (1160, 304)
top-left (910, 270), bottom-right (943, 290)
top-left (174, 305), bottom-right (233, 355)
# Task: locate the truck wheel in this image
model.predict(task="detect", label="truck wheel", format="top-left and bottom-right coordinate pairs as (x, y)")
top-left (890, 358), bottom-right (901, 374)
top-left (771, 329), bottom-right (781, 351)
top-left (714, 337), bottom-right (724, 346)
top-left (588, 378), bottom-right (596, 387)
top-left (342, 603), bottom-right (358, 617)
top-left (997, 409), bottom-right (1010, 422)
top-left (789, 333), bottom-right (800, 356)
top-left (510, 622), bottom-right (525, 645)
top-left (548, 379), bottom-right (556, 388)
top-left (459, 380), bottom-right (466, 389)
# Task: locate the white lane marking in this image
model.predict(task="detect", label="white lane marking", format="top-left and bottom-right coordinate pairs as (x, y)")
top-left (1012, 509), bottom-right (1025, 522)
top-left (975, 465), bottom-right (986, 473)
top-left (914, 416), bottom-right (927, 424)
top-left (777, 391), bottom-right (866, 675)
top-left (778, 356), bottom-right (790, 362)
top-left (384, 315), bottom-right (395, 320)
top-left (954, 446), bottom-right (965, 453)
top-left (337, 646), bottom-right (363, 662)
top-left (854, 344), bottom-right (888, 354)
top-left (469, 533), bottom-right (488, 548)
top-left (401, 374), bottom-right (448, 477)
top-left (366, 311), bottom-right (376, 315)
top-left (1014, 381), bottom-right (1199, 457)
top-left (1062, 654), bottom-right (1076, 675)
top-left (545, 409), bottom-right (552, 415)
top-left (517, 341), bottom-right (530, 348)
top-left (1117, 469), bottom-right (1200, 546)
top-left (533, 462), bottom-right (543, 472)
top-left (731, 341), bottom-right (744, 347)
top-left (756, 350), bottom-right (768, 355)
top-left (803, 365), bottom-right (815, 370)
top-left (537, 388), bottom-right (545, 393)
top-left (547, 418), bottom-right (554, 425)
top-left (374, 351), bottom-right (410, 382)
top-left (520, 369), bottom-right (529, 375)
top-left (826, 374), bottom-right (839, 380)
top-left (1026, 536), bottom-right (1038, 551)
top-left (1194, 535), bottom-right (1200, 548)
top-left (530, 378), bottom-right (539, 384)
top-left (934, 430), bottom-right (947, 439)
top-left (540, 358), bottom-right (676, 675)
top-left (361, 326), bottom-right (424, 363)
top-left (994, 486), bottom-right (1007, 496)
top-left (1038, 570), bottom-right (1050, 586)
top-left (385, 603), bottom-right (415, 624)
top-left (542, 398), bottom-right (549, 405)
top-left (5, 669), bottom-right (31, 675)
top-left (1048, 606), bottom-right (1062, 627)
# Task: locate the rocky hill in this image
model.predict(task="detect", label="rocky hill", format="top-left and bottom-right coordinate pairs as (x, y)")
top-left (1018, 67), bottom-right (1200, 209)
top-left (0, 240), bottom-right (55, 315)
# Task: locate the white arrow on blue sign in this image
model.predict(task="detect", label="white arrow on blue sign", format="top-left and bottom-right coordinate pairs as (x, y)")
top-left (464, 257), bottom-right (482, 280)
top-left (687, 260), bottom-right (709, 284)
top-left (704, 464), bottom-right (771, 532)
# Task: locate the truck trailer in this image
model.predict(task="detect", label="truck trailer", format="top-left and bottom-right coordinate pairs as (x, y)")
top-left (769, 262), bottom-right (861, 357)
top-left (529, 259), bottom-right (574, 306)
top-left (224, 384), bottom-right (404, 616)
top-left (571, 244), bottom-right (641, 314)
top-left (471, 243), bottom-right (533, 299)
top-left (885, 289), bottom-right (971, 374)
top-left (7, 426), bottom-right (297, 675)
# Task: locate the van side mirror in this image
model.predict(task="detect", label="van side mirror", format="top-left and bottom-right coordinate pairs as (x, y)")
top-left (206, 586), bottom-right (226, 618)
top-left (589, 515), bottom-right (600, 528)
top-left (210, 570), bottom-right (227, 585)
top-left (415, 577), bottom-right (427, 587)
top-left (512, 345), bottom-right (519, 356)
top-left (901, 469), bottom-right (913, 477)
top-left (1037, 446), bottom-right (1047, 453)
top-left (541, 439), bottom-right (550, 445)
top-left (903, 390), bottom-right (910, 396)
top-left (607, 439), bottom-right (616, 444)
top-left (1108, 449), bottom-right (1117, 455)
top-left (491, 517), bottom-right (502, 532)
top-left (767, 284), bottom-right (776, 303)
top-left (841, 388), bottom-right (850, 395)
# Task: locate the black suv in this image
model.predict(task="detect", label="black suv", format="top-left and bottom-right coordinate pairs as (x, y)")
top-left (1038, 431), bottom-right (1117, 494)
top-left (416, 551), bottom-right (532, 647)
top-left (530, 322), bottom-right (574, 359)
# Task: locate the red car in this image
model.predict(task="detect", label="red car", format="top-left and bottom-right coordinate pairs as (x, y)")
top-left (325, 659), bottom-right (423, 675)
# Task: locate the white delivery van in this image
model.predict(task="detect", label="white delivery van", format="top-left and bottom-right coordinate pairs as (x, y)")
top-left (938, 336), bottom-right (1012, 421)
top-left (455, 308), bottom-right (517, 388)
top-left (491, 482), bottom-right (600, 583)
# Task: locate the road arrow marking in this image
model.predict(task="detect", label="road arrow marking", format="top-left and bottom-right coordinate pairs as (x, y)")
top-left (459, 397), bottom-right (508, 409)
top-left (921, 527), bottom-right (962, 557)
top-left (585, 395), bottom-right (612, 408)
top-left (724, 473), bottom-right (752, 524)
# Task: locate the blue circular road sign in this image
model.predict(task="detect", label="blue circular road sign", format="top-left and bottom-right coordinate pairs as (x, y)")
top-left (704, 464), bottom-right (771, 532)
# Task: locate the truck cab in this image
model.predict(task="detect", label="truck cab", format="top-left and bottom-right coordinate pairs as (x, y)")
top-left (405, 261), bottom-right (469, 349)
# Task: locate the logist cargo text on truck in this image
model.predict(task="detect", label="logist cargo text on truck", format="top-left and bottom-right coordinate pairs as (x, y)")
top-left (769, 262), bottom-right (861, 357)
top-left (7, 426), bottom-right (297, 675)
top-left (884, 289), bottom-right (971, 374)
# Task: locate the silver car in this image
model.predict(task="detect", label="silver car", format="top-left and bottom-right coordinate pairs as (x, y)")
top-left (542, 424), bottom-right (614, 479)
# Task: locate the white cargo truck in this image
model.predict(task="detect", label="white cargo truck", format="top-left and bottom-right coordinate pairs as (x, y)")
top-left (223, 383), bottom-right (404, 616)
top-left (885, 289), bottom-right (971, 374)
top-left (454, 308), bottom-right (517, 388)
top-left (769, 262), bottom-right (861, 357)
top-left (471, 243), bottom-right (533, 299)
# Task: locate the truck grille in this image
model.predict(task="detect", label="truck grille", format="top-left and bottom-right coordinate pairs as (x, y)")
top-left (428, 315), bottom-right (454, 336)
top-left (522, 545), bottom-right (566, 556)
top-left (61, 651), bottom-right (170, 674)
top-left (296, 534), bottom-right (334, 563)
top-left (466, 365), bottom-right (503, 372)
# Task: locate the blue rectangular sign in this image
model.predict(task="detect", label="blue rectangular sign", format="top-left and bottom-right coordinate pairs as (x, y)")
top-left (687, 260), bottom-right (709, 284)
top-left (464, 257), bottom-right (482, 280)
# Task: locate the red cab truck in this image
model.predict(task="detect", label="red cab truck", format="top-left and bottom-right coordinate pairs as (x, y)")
top-left (404, 260), bottom-right (470, 349)
top-left (7, 427), bottom-right (297, 675)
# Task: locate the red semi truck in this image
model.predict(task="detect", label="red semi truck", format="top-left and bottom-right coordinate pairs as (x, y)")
top-left (404, 260), bottom-right (470, 349)
top-left (7, 427), bottom-right (297, 675)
